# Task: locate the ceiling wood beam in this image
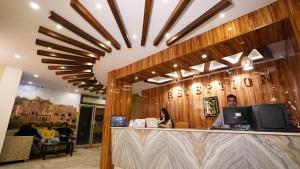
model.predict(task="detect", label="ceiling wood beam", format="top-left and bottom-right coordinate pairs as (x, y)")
top-left (166, 0), bottom-right (232, 46)
top-left (176, 70), bottom-right (183, 80)
top-left (49, 11), bottom-right (112, 53)
top-left (107, 0), bottom-right (132, 48)
top-left (36, 39), bottom-right (100, 58)
top-left (38, 26), bottom-right (104, 57)
top-left (67, 77), bottom-right (95, 83)
top-left (55, 69), bottom-right (93, 75)
top-left (62, 73), bottom-right (94, 80)
top-left (37, 50), bottom-right (96, 63)
top-left (41, 59), bottom-right (93, 65)
top-left (153, 0), bottom-right (191, 46)
top-left (48, 65), bottom-right (93, 70)
top-left (141, 0), bottom-right (153, 46)
top-left (74, 80), bottom-right (98, 86)
top-left (70, 0), bottom-right (121, 50)
top-left (78, 83), bottom-right (102, 88)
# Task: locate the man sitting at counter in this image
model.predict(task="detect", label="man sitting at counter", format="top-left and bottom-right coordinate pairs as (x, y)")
top-left (211, 94), bottom-right (237, 129)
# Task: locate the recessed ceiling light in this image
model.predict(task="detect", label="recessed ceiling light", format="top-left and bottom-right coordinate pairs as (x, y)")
top-left (28, 81), bottom-right (33, 85)
top-left (219, 13), bottom-right (225, 18)
top-left (56, 24), bottom-right (62, 29)
top-left (106, 41), bottom-right (111, 45)
top-left (80, 82), bottom-right (85, 84)
top-left (33, 74), bottom-right (39, 78)
top-left (151, 71), bottom-right (156, 74)
top-left (165, 33), bottom-right (170, 38)
top-left (173, 64), bottom-right (178, 68)
top-left (86, 63), bottom-right (93, 66)
top-left (134, 76), bottom-right (138, 80)
top-left (74, 89), bottom-right (78, 92)
top-left (48, 47), bottom-right (52, 50)
top-left (201, 54), bottom-right (208, 59)
top-left (132, 34), bottom-right (138, 40)
top-left (29, 2), bottom-right (40, 10)
top-left (228, 27), bottom-right (232, 31)
top-left (60, 66), bottom-right (66, 69)
top-left (14, 54), bottom-right (21, 59)
top-left (96, 3), bottom-right (102, 10)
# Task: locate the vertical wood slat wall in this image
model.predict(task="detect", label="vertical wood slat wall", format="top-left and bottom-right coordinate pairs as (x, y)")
top-left (141, 56), bottom-right (300, 128)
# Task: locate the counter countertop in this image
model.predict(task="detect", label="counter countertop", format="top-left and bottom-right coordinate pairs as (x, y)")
top-left (111, 127), bottom-right (300, 136)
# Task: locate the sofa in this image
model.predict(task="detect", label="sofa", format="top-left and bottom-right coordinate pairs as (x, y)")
top-left (0, 136), bottom-right (33, 162)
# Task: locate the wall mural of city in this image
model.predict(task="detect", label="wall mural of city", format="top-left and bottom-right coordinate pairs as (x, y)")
top-left (8, 96), bottom-right (78, 130)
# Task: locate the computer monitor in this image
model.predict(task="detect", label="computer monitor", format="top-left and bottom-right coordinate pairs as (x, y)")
top-left (222, 106), bottom-right (253, 126)
top-left (111, 115), bottom-right (127, 127)
top-left (252, 104), bottom-right (290, 132)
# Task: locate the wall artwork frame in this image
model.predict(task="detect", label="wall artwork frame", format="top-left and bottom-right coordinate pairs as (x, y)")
top-left (203, 96), bottom-right (220, 117)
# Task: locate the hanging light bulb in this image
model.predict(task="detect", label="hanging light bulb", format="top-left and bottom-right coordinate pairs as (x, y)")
top-left (241, 56), bottom-right (253, 71)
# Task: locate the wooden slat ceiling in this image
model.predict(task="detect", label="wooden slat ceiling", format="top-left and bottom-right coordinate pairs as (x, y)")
top-left (118, 19), bottom-right (291, 84)
top-left (33, 0), bottom-right (279, 94)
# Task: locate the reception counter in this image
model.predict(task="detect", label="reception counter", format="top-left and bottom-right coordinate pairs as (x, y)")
top-left (111, 127), bottom-right (300, 169)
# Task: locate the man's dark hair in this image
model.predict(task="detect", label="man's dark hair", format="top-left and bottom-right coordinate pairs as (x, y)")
top-left (227, 94), bottom-right (237, 100)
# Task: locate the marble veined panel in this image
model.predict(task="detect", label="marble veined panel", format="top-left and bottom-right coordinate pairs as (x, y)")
top-left (111, 128), bottom-right (300, 169)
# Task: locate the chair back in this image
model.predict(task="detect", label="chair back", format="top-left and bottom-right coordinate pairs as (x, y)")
top-left (175, 122), bottom-right (189, 128)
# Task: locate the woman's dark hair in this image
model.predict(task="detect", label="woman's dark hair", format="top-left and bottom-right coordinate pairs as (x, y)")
top-left (160, 108), bottom-right (174, 128)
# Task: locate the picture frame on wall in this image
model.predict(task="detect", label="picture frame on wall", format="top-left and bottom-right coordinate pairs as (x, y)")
top-left (203, 96), bottom-right (220, 117)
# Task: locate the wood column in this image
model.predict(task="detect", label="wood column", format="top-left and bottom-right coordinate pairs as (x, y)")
top-left (100, 71), bottom-right (132, 169)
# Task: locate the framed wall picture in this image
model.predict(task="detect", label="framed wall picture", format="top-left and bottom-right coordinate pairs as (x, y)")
top-left (203, 96), bottom-right (220, 117)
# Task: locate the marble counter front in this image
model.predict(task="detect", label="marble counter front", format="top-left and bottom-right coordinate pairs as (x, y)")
top-left (111, 127), bottom-right (300, 169)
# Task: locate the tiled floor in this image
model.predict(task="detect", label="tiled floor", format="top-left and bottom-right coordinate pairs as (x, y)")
top-left (0, 147), bottom-right (101, 169)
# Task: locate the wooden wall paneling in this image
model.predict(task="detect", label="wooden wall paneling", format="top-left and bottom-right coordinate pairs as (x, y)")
top-left (36, 39), bottom-right (101, 58)
top-left (153, 0), bottom-right (191, 46)
top-left (49, 11), bottom-right (112, 53)
top-left (107, 0), bottom-right (132, 48)
top-left (141, 0), bottom-right (153, 46)
top-left (114, 1), bottom-right (289, 80)
top-left (284, 0), bottom-right (300, 49)
top-left (70, 0), bottom-right (121, 50)
top-left (38, 26), bottom-right (104, 57)
top-left (141, 59), bottom-right (300, 128)
top-left (166, 0), bottom-right (232, 46)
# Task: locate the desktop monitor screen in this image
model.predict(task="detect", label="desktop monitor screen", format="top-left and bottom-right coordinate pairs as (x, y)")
top-left (223, 106), bottom-right (253, 126)
top-left (252, 104), bottom-right (290, 131)
top-left (111, 115), bottom-right (127, 127)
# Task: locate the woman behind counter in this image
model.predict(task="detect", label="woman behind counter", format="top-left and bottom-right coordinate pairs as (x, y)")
top-left (158, 108), bottom-right (174, 128)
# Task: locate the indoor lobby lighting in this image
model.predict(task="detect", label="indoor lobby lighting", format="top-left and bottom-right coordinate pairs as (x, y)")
top-left (106, 41), bottom-right (111, 45)
top-left (33, 74), bottom-right (39, 78)
top-left (219, 13), bottom-right (225, 18)
top-left (56, 24), bottom-right (62, 29)
top-left (132, 34), bottom-right (138, 40)
top-left (201, 54), bottom-right (208, 59)
top-left (29, 2), bottom-right (40, 10)
top-left (14, 54), bottom-right (21, 59)
top-left (165, 33), bottom-right (170, 38)
top-left (151, 71), bottom-right (156, 74)
top-left (96, 3), bottom-right (102, 10)
top-left (173, 64), bottom-right (178, 68)
top-left (74, 89), bottom-right (78, 92)
top-left (28, 81), bottom-right (33, 85)
top-left (134, 76), bottom-right (138, 80)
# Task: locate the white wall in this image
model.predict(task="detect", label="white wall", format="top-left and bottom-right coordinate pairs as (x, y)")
top-left (0, 67), bottom-right (22, 153)
top-left (18, 84), bottom-right (81, 111)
